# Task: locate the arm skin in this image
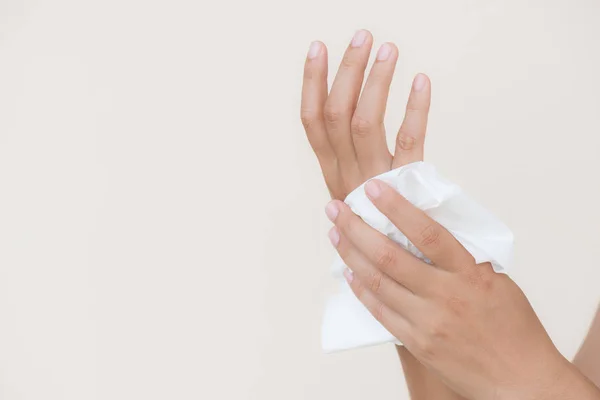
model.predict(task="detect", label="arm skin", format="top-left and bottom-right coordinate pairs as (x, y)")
top-left (398, 304), bottom-right (600, 399)
top-left (400, 301), bottom-right (600, 400)
top-left (324, 180), bottom-right (600, 400)
top-left (575, 305), bottom-right (600, 387)
top-left (398, 305), bottom-right (600, 399)
top-left (397, 347), bottom-right (467, 400)
top-left (301, 30), bottom-right (465, 399)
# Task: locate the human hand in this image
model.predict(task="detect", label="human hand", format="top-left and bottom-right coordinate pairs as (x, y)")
top-left (300, 30), bottom-right (431, 200)
top-left (301, 30), bottom-right (471, 400)
top-left (325, 180), bottom-right (599, 400)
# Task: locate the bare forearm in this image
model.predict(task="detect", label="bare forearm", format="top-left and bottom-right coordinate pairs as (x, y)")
top-left (541, 358), bottom-right (600, 400)
top-left (398, 347), bottom-right (600, 400)
top-left (397, 305), bottom-right (600, 400)
top-left (396, 346), bottom-right (467, 400)
top-left (575, 304), bottom-right (600, 387)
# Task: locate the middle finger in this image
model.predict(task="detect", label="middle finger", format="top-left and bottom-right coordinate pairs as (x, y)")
top-left (324, 30), bottom-right (373, 190)
top-left (351, 42), bottom-right (398, 177)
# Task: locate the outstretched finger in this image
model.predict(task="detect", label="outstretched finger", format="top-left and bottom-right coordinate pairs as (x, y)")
top-left (392, 74), bottom-right (431, 168)
top-left (301, 41), bottom-right (344, 198)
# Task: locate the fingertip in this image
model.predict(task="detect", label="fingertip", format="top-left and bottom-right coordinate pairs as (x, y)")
top-left (365, 179), bottom-right (382, 199)
top-left (352, 29), bottom-right (373, 45)
top-left (412, 73), bottom-right (430, 92)
top-left (385, 42), bottom-right (399, 56)
top-left (376, 42), bottom-right (399, 62)
top-left (325, 200), bottom-right (340, 221)
top-left (304, 42), bottom-right (329, 83)
top-left (307, 41), bottom-right (324, 60)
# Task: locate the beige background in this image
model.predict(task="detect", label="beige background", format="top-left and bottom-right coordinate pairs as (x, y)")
top-left (1, 0), bottom-right (600, 398)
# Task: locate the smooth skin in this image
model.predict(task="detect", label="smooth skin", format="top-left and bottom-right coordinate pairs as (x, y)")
top-left (325, 182), bottom-right (600, 399)
top-left (301, 29), bottom-right (464, 399)
top-left (302, 29), bottom-right (600, 399)
top-left (576, 305), bottom-right (600, 387)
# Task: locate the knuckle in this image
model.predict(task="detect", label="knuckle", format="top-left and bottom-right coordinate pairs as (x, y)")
top-left (419, 224), bottom-right (441, 249)
top-left (466, 266), bottom-right (495, 292)
top-left (374, 245), bottom-right (397, 271)
top-left (372, 301), bottom-right (386, 323)
top-left (367, 271), bottom-right (384, 294)
top-left (300, 108), bottom-right (319, 130)
top-left (427, 319), bottom-right (448, 340)
top-left (323, 103), bottom-right (346, 124)
top-left (396, 130), bottom-right (418, 151)
top-left (340, 53), bottom-right (357, 69)
top-left (415, 319), bottom-right (448, 362)
top-left (308, 138), bottom-right (330, 156)
top-left (444, 295), bottom-right (468, 317)
top-left (414, 335), bottom-right (437, 362)
top-left (352, 277), bottom-right (365, 298)
top-left (405, 105), bottom-right (428, 115)
top-left (350, 115), bottom-right (374, 138)
top-left (479, 272), bottom-right (495, 292)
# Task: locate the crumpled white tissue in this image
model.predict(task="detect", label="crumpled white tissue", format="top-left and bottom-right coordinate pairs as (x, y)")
top-left (321, 161), bottom-right (514, 353)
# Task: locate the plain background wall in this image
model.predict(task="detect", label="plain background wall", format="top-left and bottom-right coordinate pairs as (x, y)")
top-left (1, 0), bottom-right (600, 398)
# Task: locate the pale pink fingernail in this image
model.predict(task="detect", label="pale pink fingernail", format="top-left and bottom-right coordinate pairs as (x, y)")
top-left (325, 201), bottom-right (339, 221)
top-left (365, 180), bottom-right (381, 199)
top-left (343, 268), bottom-right (354, 283)
top-left (351, 30), bottom-right (368, 48)
top-left (308, 41), bottom-right (321, 59)
top-left (328, 227), bottom-right (340, 247)
top-left (377, 43), bottom-right (392, 61)
top-left (413, 73), bottom-right (427, 92)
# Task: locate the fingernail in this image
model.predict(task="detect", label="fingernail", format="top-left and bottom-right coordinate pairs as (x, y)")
top-left (325, 201), bottom-right (339, 221)
top-left (377, 43), bottom-right (392, 61)
top-left (413, 73), bottom-right (427, 92)
top-left (308, 41), bottom-right (321, 59)
top-left (343, 268), bottom-right (354, 283)
top-left (328, 227), bottom-right (340, 247)
top-left (351, 30), bottom-right (368, 48)
top-left (365, 180), bottom-right (381, 199)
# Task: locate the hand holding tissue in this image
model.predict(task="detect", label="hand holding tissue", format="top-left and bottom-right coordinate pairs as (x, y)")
top-left (322, 161), bottom-right (514, 353)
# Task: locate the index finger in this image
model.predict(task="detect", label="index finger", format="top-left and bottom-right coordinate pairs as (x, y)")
top-left (300, 41), bottom-right (345, 199)
top-left (364, 179), bottom-right (475, 273)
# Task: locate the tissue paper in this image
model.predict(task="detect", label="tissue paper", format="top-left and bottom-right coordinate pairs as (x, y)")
top-left (322, 161), bottom-right (514, 353)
